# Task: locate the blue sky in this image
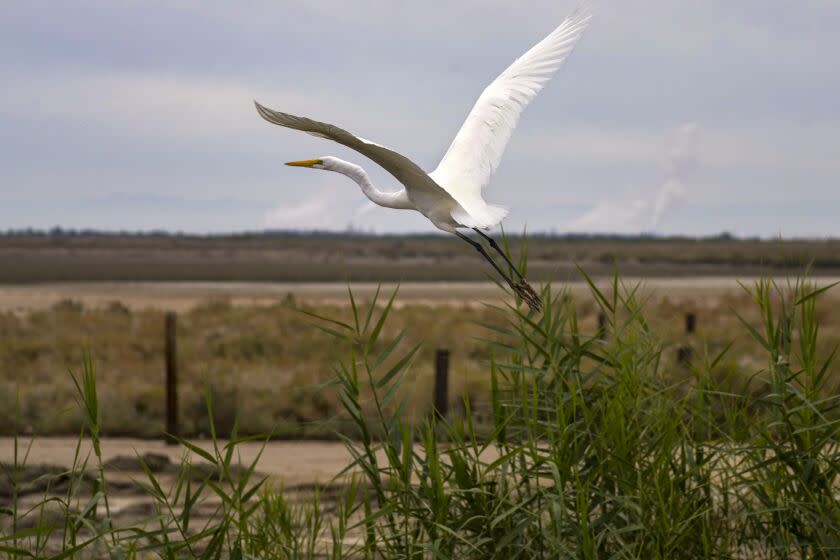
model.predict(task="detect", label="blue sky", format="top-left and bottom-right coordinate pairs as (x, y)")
top-left (1, 1), bottom-right (838, 236)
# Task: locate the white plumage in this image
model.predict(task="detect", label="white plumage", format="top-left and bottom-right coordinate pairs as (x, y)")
top-left (430, 8), bottom-right (592, 229)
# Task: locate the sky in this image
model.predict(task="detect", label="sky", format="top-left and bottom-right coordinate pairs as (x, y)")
top-left (1, 1), bottom-right (838, 237)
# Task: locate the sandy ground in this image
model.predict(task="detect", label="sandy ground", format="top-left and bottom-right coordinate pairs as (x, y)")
top-left (1, 437), bottom-right (383, 552)
top-left (0, 437), bottom-right (360, 486)
top-left (0, 436), bottom-right (501, 487)
top-left (3, 277), bottom-right (836, 312)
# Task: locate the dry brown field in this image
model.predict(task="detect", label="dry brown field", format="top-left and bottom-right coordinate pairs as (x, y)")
top-left (3, 233), bottom-right (840, 438)
top-left (3, 277), bottom-right (840, 439)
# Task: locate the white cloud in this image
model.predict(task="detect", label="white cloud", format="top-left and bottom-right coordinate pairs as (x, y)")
top-left (651, 122), bottom-right (696, 227)
top-left (651, 179), bottom-right (686, 229)
top-left (350, 201), bottom-right (378, 228)
top-left (264, 189), bottom-right (340, 230)
top-left (567, 123), bottom-right (697, 233)
top-left (568, 197), bottom-right (651, 233)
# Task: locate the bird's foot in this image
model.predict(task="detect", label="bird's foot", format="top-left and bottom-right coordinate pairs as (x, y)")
top-left (512, 281), bottom-right (543, 313)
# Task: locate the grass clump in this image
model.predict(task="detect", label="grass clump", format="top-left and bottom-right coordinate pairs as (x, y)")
top-left (301, 273), bottom-right (840, 558)
top-left (2, 271), bottom-right (840, 558)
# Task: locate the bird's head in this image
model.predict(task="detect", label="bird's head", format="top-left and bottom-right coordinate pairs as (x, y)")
top-left (285, 156), bottom-right (364, 179)
top-left (285, 156), bottom-right (342, 171)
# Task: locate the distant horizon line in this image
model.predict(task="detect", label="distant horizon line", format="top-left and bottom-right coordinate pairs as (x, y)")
top-left (1, 227), bottom-right (837, 243)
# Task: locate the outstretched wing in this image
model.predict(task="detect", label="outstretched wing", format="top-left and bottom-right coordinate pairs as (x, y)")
top-left (430, 8), bottom-right (592, 212)
top-left (254, 102), bottom-right (451, 201)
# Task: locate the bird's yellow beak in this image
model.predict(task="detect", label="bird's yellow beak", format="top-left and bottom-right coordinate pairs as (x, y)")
top-left (285, 159), bottom-right (322, 168)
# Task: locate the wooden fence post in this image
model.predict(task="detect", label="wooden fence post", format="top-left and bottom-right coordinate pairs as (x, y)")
top-left (685, 312), bottom-right (696, 335)
top-left (434, 349), bottom-right (450, 420)
top-left (165, 312), bottom-right (179, 445)
top-left (597, 312), bottom-right (607, 341)
top-left (678, 311), bottom-right (696, 367)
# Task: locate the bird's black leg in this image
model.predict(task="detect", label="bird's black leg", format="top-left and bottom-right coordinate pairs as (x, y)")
top-left (472, 228), bottom-right (528, 283)
top-left (456, 231), bottom-right (516, 288)
top-left (456, 231), bottom-right (542, 312)
top-left (471, 229), bottom-right (542, 312)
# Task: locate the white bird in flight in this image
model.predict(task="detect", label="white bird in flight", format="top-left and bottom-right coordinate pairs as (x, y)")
top-left (256, 8), bottom-right (592, 312)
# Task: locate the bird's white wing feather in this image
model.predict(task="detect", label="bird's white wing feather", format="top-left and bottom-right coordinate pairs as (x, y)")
top-left (254, 102), bottom-right (458, 205)
top-left (430, 9), bottom-right (592, 220)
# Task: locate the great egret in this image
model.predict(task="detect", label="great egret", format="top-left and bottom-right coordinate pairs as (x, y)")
top-left (255, 8), bottom-right (592, 312)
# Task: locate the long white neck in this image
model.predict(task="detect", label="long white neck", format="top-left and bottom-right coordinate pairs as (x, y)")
top-left (327, 158), bottom-right (412, 210)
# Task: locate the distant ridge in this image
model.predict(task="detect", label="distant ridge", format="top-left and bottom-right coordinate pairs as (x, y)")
top-left (2, 230), bottom-right (840, 284)
top-left (0, 227), bottom-right (782, 242)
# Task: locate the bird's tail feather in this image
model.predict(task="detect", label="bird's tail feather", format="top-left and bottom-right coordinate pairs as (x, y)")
top-left (452, 203), bottom-right (509, 230)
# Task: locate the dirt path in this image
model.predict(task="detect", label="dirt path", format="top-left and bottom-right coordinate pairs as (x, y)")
top-left (0, 437), bottom-right (358, 486)
top-left (3, 277), bottom-right (832, 312)
top-left (1, 437), bottom-right (382, 555)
